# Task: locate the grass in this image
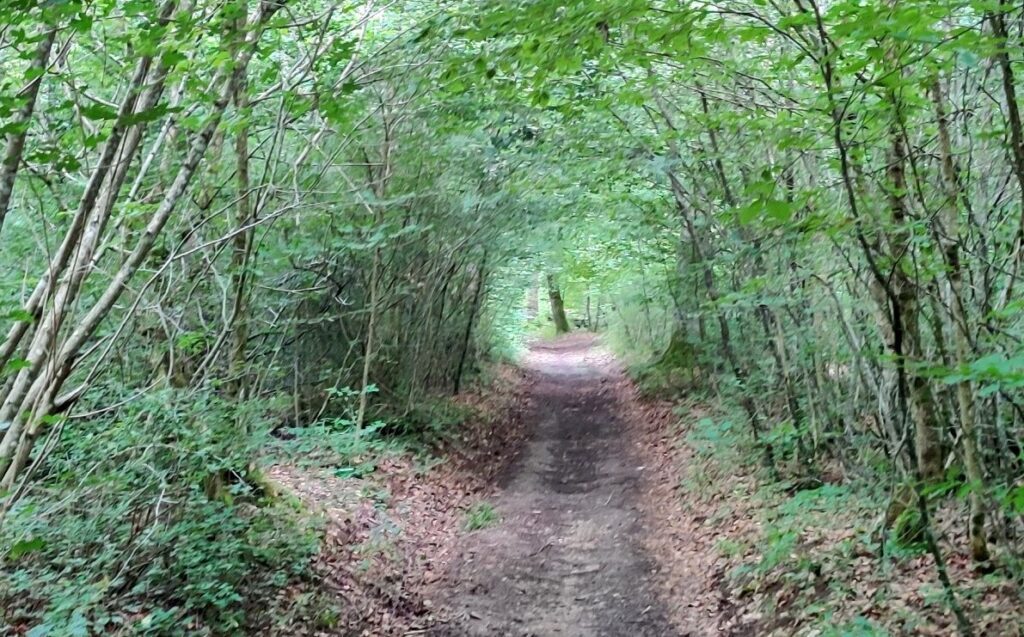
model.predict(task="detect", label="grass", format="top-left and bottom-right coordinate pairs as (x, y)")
top-left (464, 501), bottom-right (499, 531)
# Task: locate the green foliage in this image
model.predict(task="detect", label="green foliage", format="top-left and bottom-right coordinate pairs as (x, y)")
top-left (464, 502), bottom-right (499, 531)
top-left (522, 312), bottom-right (559, 341)
top-left (687, 416), bottom-right (743, 459)
top-left (820, 617), bottom-right (888, 637)
top-left (1, 389), bottom-right (318, 635)
top-left (891, 508), bottom-right (928, 553)
top-left (947, 353), bottom-right (1024, 396)
top-left (630, 330), bottom-right (702, 397)
top-left (274, 420), bottom-right (391, 467)
top-left (391, 398), bottom-right (475, 443)
top-left (5, 0), bottom-right (1024, 632)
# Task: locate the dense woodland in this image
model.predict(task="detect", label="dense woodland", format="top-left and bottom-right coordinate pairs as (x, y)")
top-left (3, 0), bottom-right (1024, 634)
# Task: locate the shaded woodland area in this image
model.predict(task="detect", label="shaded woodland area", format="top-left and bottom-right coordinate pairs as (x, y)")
top-left (3, 0), bottom-right (1024, 635)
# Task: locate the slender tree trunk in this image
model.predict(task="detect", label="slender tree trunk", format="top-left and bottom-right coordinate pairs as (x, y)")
top-left (0, 1), bottom-right (178, 377)
top-left (0, 1), bottom-right (179, 467)
top-left (454, 253), bottom-right (487, 394)
top-left (932, 78), bottom-right (990, 564)
top-left (668, 169), bottom-right (775, 474)
top-left (989, 1), bottom-right (1024, 307)
top-left (886, 120), bottom-right (943, 482)
top-left (0, 27), bottom-right (57, 237)
top-left (0, 0), bottom-right (284, 492)
top-left (808, 3), bottom-right (971, 631)
top-left (356, 246), bottom-right (380, 431)
top-left (547, 273), bottom-right (571, 334)
top-left (227, 2), bottom-right (254, 401)
top-left (355, 89), bottom-right (397, 431)
top-left (758, 303), bottom-right (811, 464)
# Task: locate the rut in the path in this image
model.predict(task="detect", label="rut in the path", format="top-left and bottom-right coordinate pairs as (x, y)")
top-left (433, 337), bottom-right (678, 637)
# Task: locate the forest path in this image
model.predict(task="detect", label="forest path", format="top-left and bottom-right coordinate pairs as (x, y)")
top-left (432, 334), bottom-right (680, 636)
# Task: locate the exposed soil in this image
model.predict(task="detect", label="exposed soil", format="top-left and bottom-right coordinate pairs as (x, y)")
top-left (265, 365), bottom-right (536, 636)
top-left (270, 336), bottom-right (1024, 636)
top-left (430, 335), bottom-right (683, 636)
top-left (268, 336), bottom-right (729, 636)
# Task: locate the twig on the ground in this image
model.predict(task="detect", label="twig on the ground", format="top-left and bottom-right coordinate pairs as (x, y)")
top-left (528, 541), bottom-right (552, 556)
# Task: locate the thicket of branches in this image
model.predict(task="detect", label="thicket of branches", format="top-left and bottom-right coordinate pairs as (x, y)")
top-left (0, 1), bottom-right (538, 631)
top-left (444, 0), bottom-right (1024, 631)
top-left (6, 0), bottom-right (1024, 633)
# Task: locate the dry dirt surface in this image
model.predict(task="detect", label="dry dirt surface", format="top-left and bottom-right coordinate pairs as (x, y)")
top-left (431, 335), bottom-right (685, 636)
top-left (266, 365), bottom-right (536, 636)
top-left (271, 336), bottom-right (1024, 636)
top-left (268, 336), bottom-right (725, 636)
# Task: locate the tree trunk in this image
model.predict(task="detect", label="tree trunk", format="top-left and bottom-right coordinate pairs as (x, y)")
top-left (547, 273), bottom-right (571, 334)
top-left (454, 254), bottom-right (487, 394)
top-left (885, 89), bottom-right (943, 482)
top-left (989, 1), bottom-right (1024, 307)
top-left (932, 77), bottom-right (990, 564)
top-left (0, 0), bottom-right (284, 492)
top-left (668, 169), bottom-right (775, 474)
top-left (227, 2), bottom-right (254, 401)
top-left (0, 27), bottom-right (57, 237)
top-left (810, 6), bottom-right (972, 631)
top-left (355, 246), bottom-right (380, 431)
top-left (758, 303), bottom-right (811, 464)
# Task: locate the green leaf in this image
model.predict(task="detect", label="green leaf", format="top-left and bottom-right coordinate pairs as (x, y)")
top-left (764, 199), bottom-right (795, 222)
top-left (160, 49), bottom-right (188, 67)
top-left (23, 66), bottom-right (44, 82)
top-left (79, 102), bottom-right (119, 121)
top-left (957, 50), bottom-right (979, 68)
top-left (737, 203), bottom-right (760, 224)
top-left (9, 536), bottom-right (46, 560)
top-left (4, 358), bottom-right (30, 373)
top-left (5, 308), bottom-right (33, 322)
top-left (333, 462), bottom-right (375, 479)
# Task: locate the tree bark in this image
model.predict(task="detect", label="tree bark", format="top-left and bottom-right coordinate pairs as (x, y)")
top-left (932, 77), bottom-right (990, 564)
top-left (0, 1), bottom-right (178, 376)
top-left (989, 1), bottom-right (1024, 307)
top-left (546, 273), bottom-right (571, 334)
top-left (668, 169), bottom-right (775, 474)
top-left (886, 120), bottom-right (943, 482)
top-left (0, 0), bottom-right (284, 491)
top-left (454, 253), bottom-right (487, 394)
top-left (227, 1), bottom-right (255, 401)
top-left (355, 245), bottom-right (380, 431)
top-left (0, 27), bottom-right (57, 237)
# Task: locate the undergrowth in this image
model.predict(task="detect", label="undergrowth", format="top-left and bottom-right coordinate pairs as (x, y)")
top-left (678, 408), bottom-right (894, 635)
top-left (1, 376), bottom-right (488, 635)
top-left (631, 356), bottom-right (1024, 636)
top-left (1, 389), bottom-right (319, 636)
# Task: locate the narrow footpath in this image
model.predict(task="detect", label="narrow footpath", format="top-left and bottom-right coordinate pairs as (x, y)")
top-left (433, 336), bottom-right (679, 636)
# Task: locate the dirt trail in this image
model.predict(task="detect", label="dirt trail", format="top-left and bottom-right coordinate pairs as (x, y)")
top-left (433, 335), bottom-right (680, 636)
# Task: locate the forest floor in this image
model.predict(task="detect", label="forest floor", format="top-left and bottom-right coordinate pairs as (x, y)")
top-left (267, 334), bottom-right (1024, 636)
top-left (268, 334), bottom-right (724, 635)
top-left (430, 335), bottom-right (681, 636)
